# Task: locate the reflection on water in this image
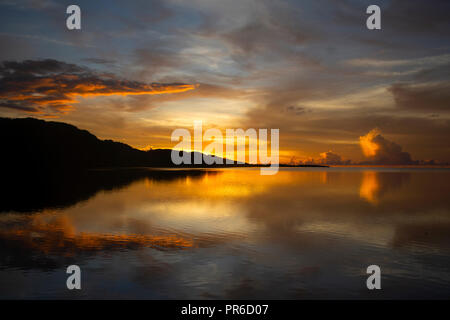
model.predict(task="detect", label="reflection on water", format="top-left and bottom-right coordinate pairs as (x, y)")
top-left (0, 167), bottom-right (450, 299)
top-left (359, 171), bottom-right (411, 204)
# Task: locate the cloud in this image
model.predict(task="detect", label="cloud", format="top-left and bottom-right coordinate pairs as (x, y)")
top-left (292, 150), bottom-right (349, 166)
top-left (81, 58), bottom-right (116, 65)
top-left (1, 1), bottom-right (449, 163)
top-left (383, 0), bottom-right (450, 35)
top-left (318, 150), bottom-right (344, 165)
top-left (0, 59), bottom-right (196, 115)
top-left (346, 54), bottom-right (450, 69)
top-left (389, 82), bottom-right (450, 112)
top-left (334, 0), bottom-right (450, 36)
top-left (359, 171), bottom-right (411, 204)
top-left (285, 105), bottom-right (309, 115)
top-left (222, 16), bottom-right (315, 56)
top-left (0, 0), bottom-right (59, 10)
top-left (359, 128), bottom-right (414, 165)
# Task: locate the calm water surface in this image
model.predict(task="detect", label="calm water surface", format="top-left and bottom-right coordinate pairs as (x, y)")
top-left (1, 167), bottom-right (450, 299)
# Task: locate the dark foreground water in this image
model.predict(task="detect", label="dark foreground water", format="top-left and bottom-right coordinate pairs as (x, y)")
top-left (0, 167), bottom-right (449, 299)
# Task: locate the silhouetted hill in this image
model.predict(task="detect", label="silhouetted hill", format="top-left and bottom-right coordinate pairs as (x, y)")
top-left (0, 117), bottom-right (227, 171)
top-left (0, 117), bottom-right (327, 172)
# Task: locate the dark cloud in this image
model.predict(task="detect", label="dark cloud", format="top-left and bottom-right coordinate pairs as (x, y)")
top-left (0, 101), bottom-right (39, 112)
top-left (81, 58), bottom-right (116, 65)
top-left (0, 59), bottom-right (196, 115)
top-left (0, 59), bottom-right (86, 75)
top-left (334, 0), bottom-right (450, 37)
top-left (389, 82), bottom-right (450, 112)
top-left (414, 61), bottom-right (450, 82)
top-left (294, 150), bottom-right (350, 165)
top-left (133, 47), bottom-right (183, 79)
top-left (285, 106), bottom-right (309, 115)
top-left (318, 150), bottom-right (345, 165)
top-left (384, 0), bottom-right (450, 35)
top-left (116, 0), bottom-right (173, 29)
top-left (0, 0), bottom-right (59, 10)
top-left (360, 129), bottom-right (414, 165)
top-left (193, 0), bottom-right (322, 73)
top-left (223, 16), bottom-right (316, 55)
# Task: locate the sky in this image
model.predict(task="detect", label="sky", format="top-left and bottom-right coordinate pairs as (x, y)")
top-left (0, 0), bottom-right (449, 164)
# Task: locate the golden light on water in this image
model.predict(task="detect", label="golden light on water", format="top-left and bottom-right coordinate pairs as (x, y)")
top-left (0, 214), bottom-right (194, 256)
top-left (1, 168), bottom-right (448, 265)
top-left (359, 171), bottom-right (380, 204)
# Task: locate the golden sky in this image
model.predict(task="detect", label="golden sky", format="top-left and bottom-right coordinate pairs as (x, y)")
top-left (0, 0), bottom-right (449, 164)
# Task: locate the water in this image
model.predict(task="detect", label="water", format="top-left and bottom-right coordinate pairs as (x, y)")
top-left (0, 167), bottom-right (449, 299)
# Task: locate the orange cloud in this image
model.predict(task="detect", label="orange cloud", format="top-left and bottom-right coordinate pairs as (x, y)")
top-left (360, 128), bottom-right (380, 157)
top-left (292, 150), bottom-right (350, 165)
top-left (359, 128), bottom-right (414, 164)
top-left (0, 59), bottom-right (196, 116)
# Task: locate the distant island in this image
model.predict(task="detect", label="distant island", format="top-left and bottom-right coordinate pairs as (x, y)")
top-left (0, 117), bottom-right (328, 172)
